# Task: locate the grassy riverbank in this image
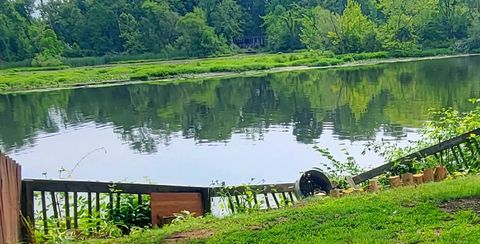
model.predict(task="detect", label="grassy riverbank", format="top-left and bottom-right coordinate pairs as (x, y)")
top-left (88, 176), bottom-right (480, 243)
top-left (0, 49), bottom-right (469, 93)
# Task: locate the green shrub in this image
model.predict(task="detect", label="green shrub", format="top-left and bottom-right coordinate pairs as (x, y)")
top-left (130, 74), bottom-right (149, 81)
top-left (322, 51), bottom-right (336, 58)
top-left (291, 58), bottom-right (316, 66)
top-left (31, 53), bottom-right (64, 67)
top-left (309, 58), bottom-right (343, 67)
top-left (350, 51), bottom-right (390, 61)
top-left (341, 55), bottom-right (354, 62)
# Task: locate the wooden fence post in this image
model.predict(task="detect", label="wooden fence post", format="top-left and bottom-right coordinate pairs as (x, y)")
top-left (20, 180), bottom-right (34, 242)
top-left (0, 153), bottom-right (22, 244)
top-left (203, 188), bottom-right (212, 215)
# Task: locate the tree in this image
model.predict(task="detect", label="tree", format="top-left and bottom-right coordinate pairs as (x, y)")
top-left (140, 0), bottom-right (179, 52)
top-left (438, 0), bottom-right (466, 39)
top-left (1, 0), bottom-right (480, 63)
top-left (379, 0), bottom-right (436, 50)
top-left (119, 13), bottom-right (145, 53)
top-left (175, 8), bottom-right (228, 57)
top-left (466, 13), bottom-right (480, 50)
top-left (263, 4), bottom-right (304, 51)
top-left (237, 0), bottom-right (266, 37)
top-left (0, 0), bottom-right (34, 61)
top-left (210, 0), bottom-right (244, 43)
top-left (300, 6), bottom-right (338, 50)
top-left (84, 0), bottom-right (122, 54)
top-left (32, 27), bottom-right (64, 67)
top-left (328, 0), bottom-right (379, 53)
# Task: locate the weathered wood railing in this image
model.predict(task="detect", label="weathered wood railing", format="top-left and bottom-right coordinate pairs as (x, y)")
top-left (21, 179), bottom-right (210, 236)
top-left (210, 183), bottom-right (297, 213)
top-left (353, 128), bottom-right (480, 184)
top-left (21, 179), bottom-right (298, 238)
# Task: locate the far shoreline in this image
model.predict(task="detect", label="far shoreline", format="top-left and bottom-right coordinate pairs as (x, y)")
top-left (2, 53), bottom-right (479, 95)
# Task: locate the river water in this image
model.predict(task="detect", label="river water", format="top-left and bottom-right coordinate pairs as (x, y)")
top-left (1, 56), bottom-right (479, 186)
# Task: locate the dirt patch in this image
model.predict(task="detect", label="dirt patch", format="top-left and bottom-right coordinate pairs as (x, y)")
top-left (164, 229), bottom-right (214, 243)
top-left (439, 197), bottom-right (480, 214)
top-left (275, 216), bottom-right (288, 223)
top-left (250, 225), bottom-right (263, 231)
top-left (249, 216), bottom-right (289, 231)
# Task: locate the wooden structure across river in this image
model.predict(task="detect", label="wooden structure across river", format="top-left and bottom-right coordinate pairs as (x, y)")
top-left (1, 128), bottom-right (480, 242)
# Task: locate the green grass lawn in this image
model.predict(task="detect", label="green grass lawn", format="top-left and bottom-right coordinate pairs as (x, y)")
top-left (0, 49), bottom-right (459, 93)
top-left (86, 176), bottom-right (480, 243)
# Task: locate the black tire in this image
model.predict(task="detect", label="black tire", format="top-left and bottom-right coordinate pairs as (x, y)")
top-left (294, 169), bottom-right (332, 198)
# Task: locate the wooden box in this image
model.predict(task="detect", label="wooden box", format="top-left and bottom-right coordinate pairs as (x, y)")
top-left (150, 192), bottom-right (204, 226)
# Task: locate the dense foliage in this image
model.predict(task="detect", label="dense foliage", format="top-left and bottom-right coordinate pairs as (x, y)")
top-left (317, 99), bottom-right (480, 187)
top-left (1, 0), bottom-right (480, 66)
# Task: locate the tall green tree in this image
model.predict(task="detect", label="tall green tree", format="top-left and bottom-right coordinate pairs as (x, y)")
top-left (466, 13), bottom-right (480, 50)
top-left (176, 8), bottom-right (228, 57)
top-left (437, 0), bottom-right (469, 40)
top-left (41, 0), bottom-right (88, 56)
top-left (237, 0), bottom-right (266, 37)
top-left (0, 0), bottom-right (34, 61)
top-left (31, 27), bottom-right (64, 67)
top-left (379, 0), bottom-right (436, 50)
top-left (300, 6), bottom-right (338, 50)
top-left (84, 0), bottom-right (122, 54)
top-left (140, 0), bottom-right (179, 52)
top-left (210, 0), bottom-right (244, 43)
top-left (263, 4), bottom-right (304, 51)
top-left (118, 13), bottom-right (145, 54)
top-left (329, 0), bottom-right (379, 53)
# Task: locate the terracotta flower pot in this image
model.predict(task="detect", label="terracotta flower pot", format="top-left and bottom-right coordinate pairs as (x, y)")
top-left (434, 166), bottom-right (448, 182)
top-left (368, 179), bottom-right (379, 192)
top-left (389, 176), bottom-right (402, 188)
top-left (402, 173), bottom-right (414, 186)
top-left (413, 174), bottom-right (424, 185)
top-left (422, 168), bottom-right (434, 183)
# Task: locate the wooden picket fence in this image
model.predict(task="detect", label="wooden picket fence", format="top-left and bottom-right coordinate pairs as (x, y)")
top-left (0, 153), bottom-right (22, 244)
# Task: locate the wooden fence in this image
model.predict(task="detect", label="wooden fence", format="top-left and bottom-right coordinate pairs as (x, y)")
top-left (210, 183), bottom-right (298, 213)
top-left (17, 179), bottom-right (298, 238)
top-left (21, 179), bottom-right (211, 236)
top-left (0, 153), bottom-right (22, 244)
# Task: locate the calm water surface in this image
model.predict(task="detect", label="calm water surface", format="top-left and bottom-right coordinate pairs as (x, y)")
top-left (1, 56), bottom-right (479, 185)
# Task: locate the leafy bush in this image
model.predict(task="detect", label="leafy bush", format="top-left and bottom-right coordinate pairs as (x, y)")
top-left (367, 99), bottom-right (480, 175)
top-left (31, 53), bottom-right (63, 67)
top-left (129, 73), bottom-right (149, 81)
top-left (341, 55), bottom-right (354, 62)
